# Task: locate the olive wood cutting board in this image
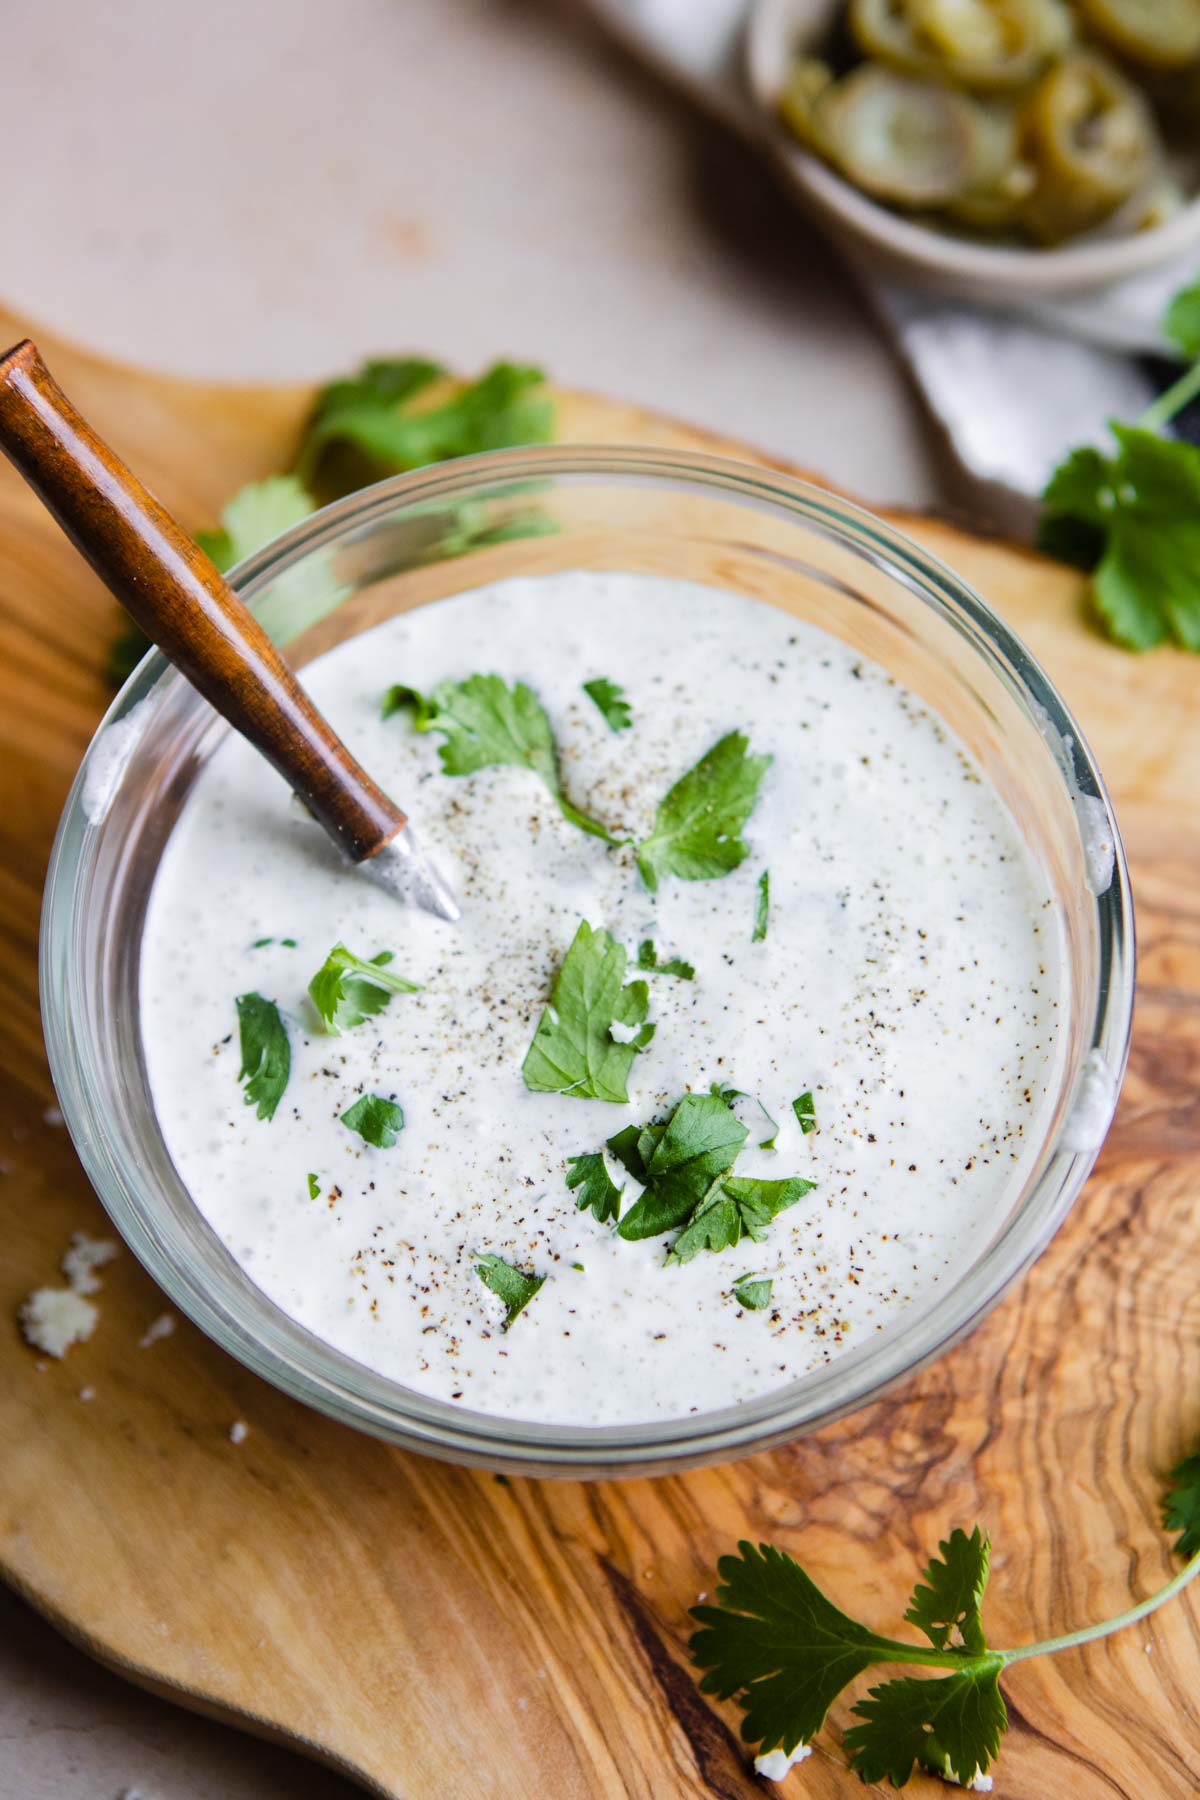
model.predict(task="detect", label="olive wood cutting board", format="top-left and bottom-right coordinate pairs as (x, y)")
top-left (1, 301), bottom-right (1198, 1800)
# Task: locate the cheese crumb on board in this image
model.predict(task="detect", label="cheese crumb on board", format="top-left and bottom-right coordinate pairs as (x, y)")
top-left (61, 1230), bottom-right (119, 1296)
top-left (754, 1744), bottom-right (812, 1780)
top-left (18, 1228), bottom-right (119, 1357)
top-left (19, 1287), bottom-right (98, 1359)
top-left (229, 1420), bottom-right (248, 1444)
top-left (138, 1311), bottom-right (176, 1349)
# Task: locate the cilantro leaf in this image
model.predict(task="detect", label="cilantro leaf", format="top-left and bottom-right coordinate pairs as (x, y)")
top-left (616, 1094), bottom-right (747, 1239)
top-left (668, 1174), bottom-right (813, 1264)
top-left (904, 1528), bottom-right (990, 1656)
top-left (792, 1091), bottom-right (817, 1135)
top-left (565, 1152), bottom-right (624, 1224)
top-left (386, 673), bottom-right (615, 841)
top-left (475, 1253), bottom-right (544, 1328)
top-left (341, 1094), bottom-right (404, 1148)
top-left (583, 677), bottom-right (632, 732)
top-left (844, 1668), bottom-right (1006, 1788)
top-left (690, 1541), bottom-right (916, 1755)
top-left (307, 1172), bottom-right (320, 1200)
top-left (235, 993), bottom-right (290, 1122)
top-left (1039, 425), bottom-right (1200, 651)
top-left (1165, 280), bottom-right (1200, 359)
top-left (636, 732), bottom-right (771, 892)
top-left (1164, 1453), bottom-right (1200, 1558)
top-left (732, 1274), bottom-right (772, 1310)
top-left (308, 943), bottom-right (420, 1034)
top-left (197, 472), bottom-right (351, 646)
top-left (522, 921), bottom-right (654, 1103)
top-left (297, 359), bottom-right (553, 486)
top-left (635, 939), bottom-right (695, 980)
top-left (752, 870), bottom-right (769, 942)
top-left (196, 473), bottom-right (316, 572)
top-left (380, 682), bottom-right (440, 727)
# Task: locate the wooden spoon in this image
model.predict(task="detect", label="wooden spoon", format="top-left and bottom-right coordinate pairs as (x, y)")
top-left (0, 339), bottom-right (459, 920)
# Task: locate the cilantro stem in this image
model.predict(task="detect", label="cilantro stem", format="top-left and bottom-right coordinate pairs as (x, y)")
top-left (998, 1545), bottom-right (1200, 1666)
top-left (1137, 361), bottom-right (1200, 434)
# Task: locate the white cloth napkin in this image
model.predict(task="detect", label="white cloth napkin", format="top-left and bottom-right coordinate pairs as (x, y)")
top-left (580, 0), bottom-right (1192, 530)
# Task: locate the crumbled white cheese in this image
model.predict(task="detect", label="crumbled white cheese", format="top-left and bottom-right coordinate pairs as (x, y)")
top-left (43, 1104), bottom-right (65, 1127)
top-left (138, 1311), bottom-right (176, 1349)
top-left (19, 1228), bottom-right (120, 1358)
top-left (944, 1769), bottom-right (993, 1793)
top-left (79, 1386), bottom-right (95, 1402)
top-left (754, 1744), bottom-right (812, 1780)
top-left (19, 1287), bottom-right (98, 1359)
top-left (229, 1420), bottom-right (249, 1444)
top-left (61, 1230), bottom-right (119, 1296)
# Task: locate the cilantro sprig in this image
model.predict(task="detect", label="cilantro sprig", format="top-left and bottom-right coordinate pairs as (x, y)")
top-left (523, 921), bottom-right (654, 1103)
top-left (636, 732), bottom-right (771, 893)
top-left (692, 1487), bottom-right (1200, 1788)
top-left (1039, 276), bottom-right (1200, 652)
top-left (235, 993), bottom-right (290, 1122)
top-left (308, 943), bottom-right (420, 1034)
top-left (383, 673), bottom-right (616, 842)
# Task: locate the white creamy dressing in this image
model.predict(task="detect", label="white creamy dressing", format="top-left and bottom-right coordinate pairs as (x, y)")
top-left (140, 572), bottom-right (1062, 1426)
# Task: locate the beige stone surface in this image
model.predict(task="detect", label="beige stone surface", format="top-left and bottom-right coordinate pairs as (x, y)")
top-left (0, 1), bottom-right (939, 1793)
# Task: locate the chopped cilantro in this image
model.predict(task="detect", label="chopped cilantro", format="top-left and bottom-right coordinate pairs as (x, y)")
top-left (636, 732), bottom-right (771, 893)
top-left (669, 1175), bottom-right (812, 1264)
top-left (752, 870), bottom-right (770, 942)
top-left (196, 473), bottom-right (346, 646)
top-left (732, 1274), bottom-right (772, 1311)
top-left (792, 1091), bottom-right (817, 1135)
top-left (297, 359), bottom-right (554, 487)
top-left (611, 1091), bottom-right (813, 1255)
top-left (308, 943), bottom-right (420, 1034)
top-left (635, 939), bottom-right (695, 980)
top-left (582, 677), bottom-right (632, 732)
top-left (341, 1094), bottom-right (404, 1148)
top-left (476, 1253), bottom-right (544, 1329)
top-left (565, 1152), bottom-right (624, 1224)
top-left (196, 473), bottom-right (315, 573)
top-left (712, 1082), bottom-right (778, 1150)
top-left (234, 993), bottom-right (290, 1122)
top-left (380, 682), bottom-right (440, 727)
top-left (1164, 1453), bottom-right (1200, 1558)
top-left (307, 1172), bottom-right (320, 1200)
top-left (384, 673), bottom-right (615, 841)
top-left (251, 937), bottom-right (274, 948)
top-left (281, 937), bottom-right (297, 948)
top-left (522, 921), bottom-right (654, 1103)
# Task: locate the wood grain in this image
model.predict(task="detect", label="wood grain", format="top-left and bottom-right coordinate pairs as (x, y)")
top-left (1, 303), bottom-right (1198, 1800)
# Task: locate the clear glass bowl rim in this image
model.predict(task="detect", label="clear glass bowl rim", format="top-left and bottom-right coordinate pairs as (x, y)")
top-left (40, 445), bottom-right (1135, 1476)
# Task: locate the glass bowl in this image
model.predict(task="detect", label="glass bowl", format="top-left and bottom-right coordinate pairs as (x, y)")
top-left (41, 447), bottom-right (1133, 1478)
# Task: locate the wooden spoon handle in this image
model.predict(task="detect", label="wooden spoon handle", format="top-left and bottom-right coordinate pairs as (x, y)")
top-left (0, 339), bottom-right (405, 863)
